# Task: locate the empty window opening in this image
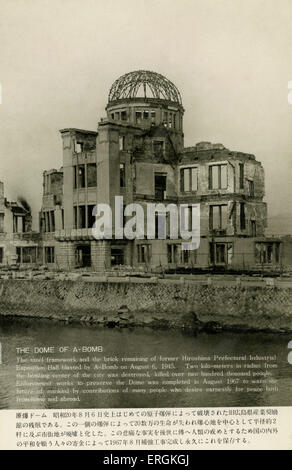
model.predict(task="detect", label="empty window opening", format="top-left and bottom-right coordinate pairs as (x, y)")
top-left (163, 111), bottom-right (168, 126)
top-left (87, 163), bottom-right (97, 187)
top-left (45, 212), bottom-right (50, 232)
top-left (255, 242), bottom-right (280, 264)
top-left (76, 244), bottom-right (91, 267)
top-left (13, 215), bottom-right (25, 233)
top-left (78, 206), bottom-right (86, 229)
top-left (45, 247), bottom-right (55, 264)
top-left (137, 244), bottom-right (151, 263)
top-left (74, 164), bottom-right (96, 188)
top-left (250, 220), bottom-right (256, 237)
top-left (181, 248), bottom-right (190, 264)
top-left (18, 246), bottom-right (38, 264)
top-left (42, 211), bottom-right (55, 233)
top-left (50, 211), bottom-right (55, 232)
top-left (209, 205), bottom-right (228, 231)
top-left (181, 167), bottom-right (198, 192)
top-left (239, 163), bottom-right (244, 189)
top-left (167, 244), bottom-right (179, 264)
top-left (216, 244), bottom-right (226, 264)
top-left (77, 165), bottom-right (86, 188)
top-left (210, 242), bottom-right (233, 266)
top-left (209, 164), bottom-right (227, 189)
top-left (74, 205), bottom-right (87, 229)
top-left (74, 141), bottom-right (83, 153)
top-left (87, 205), bottom-right (96, 229)
top-left (155, 174), bottom-right (167, 201)
top-left (74, 166), bottom-right (77, 188)
top-left (120, 163), bottom-right (126, 188)
top-left (135, 111), bottom-right (142, 124)
top-left (181, 205), bottom-right (193, 232)
top-left (181, 248), bottom-right (197, 265)
top-left (248, 180), bottom-right (254, 197)
top-left (240, 203), bottom-right (246, 230)
top-left (155, 214), bottom-right (159, 239)
top-left (111, 248), bottom-right (124, 266)
top-left (74, 206), bottom-right (77, 229)
top-left (154, 212), bottom-right (168, 239)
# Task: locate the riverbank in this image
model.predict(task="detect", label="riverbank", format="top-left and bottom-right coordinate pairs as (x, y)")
top-left (0, 279), bottom-right (292, 333)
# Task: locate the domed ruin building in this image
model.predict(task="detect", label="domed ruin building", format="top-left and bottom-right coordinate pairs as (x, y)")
top-left (39, 70), bottom-right (289, 271)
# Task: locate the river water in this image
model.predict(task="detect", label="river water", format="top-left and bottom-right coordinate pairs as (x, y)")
top-left (0, 316), bottom-right (291, 409)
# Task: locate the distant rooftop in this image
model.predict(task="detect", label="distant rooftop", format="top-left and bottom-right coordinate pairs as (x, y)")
top-left (59, 128), bottom-right (98, 135)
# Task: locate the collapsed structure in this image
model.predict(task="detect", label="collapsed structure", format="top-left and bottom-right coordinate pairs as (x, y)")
top-left (0, 181), bottom-right (40, 265)
top-left (1, 70), bottom-right (291, 271)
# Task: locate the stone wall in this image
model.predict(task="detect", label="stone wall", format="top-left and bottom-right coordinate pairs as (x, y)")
top-left (0, 279), bottom-right (291, 333)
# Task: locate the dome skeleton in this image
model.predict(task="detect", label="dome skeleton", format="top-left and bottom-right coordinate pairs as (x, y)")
top-left (108, 70), bottom-right (182, 105)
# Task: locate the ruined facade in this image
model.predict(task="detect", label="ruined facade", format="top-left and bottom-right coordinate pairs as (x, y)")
top-left (38, 70), bottom-right (287, 272)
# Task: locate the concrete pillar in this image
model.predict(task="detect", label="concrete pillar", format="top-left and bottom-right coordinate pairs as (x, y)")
top-left (60, 131), bottom-right (74, 230)
top-left (91, 240), bottom-right (111, 272)
top-left (56, 242), bottom-right (76, 270)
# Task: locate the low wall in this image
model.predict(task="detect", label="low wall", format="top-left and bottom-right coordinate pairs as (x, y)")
top-left (0, 279), bottom-right (292, 333)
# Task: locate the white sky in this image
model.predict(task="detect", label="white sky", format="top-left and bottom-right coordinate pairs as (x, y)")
top-left (0, 0), bottom-right (292, 227)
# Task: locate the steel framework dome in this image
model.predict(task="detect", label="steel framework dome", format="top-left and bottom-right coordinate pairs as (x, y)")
top-left (108, 70), bottom-right (182, 105)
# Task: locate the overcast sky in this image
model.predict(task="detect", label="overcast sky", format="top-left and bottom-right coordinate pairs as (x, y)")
top-left (0, 0), bottom-right (292, 228)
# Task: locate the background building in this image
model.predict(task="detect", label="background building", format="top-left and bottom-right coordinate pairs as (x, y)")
top-left (0, 181), bottom-right (40, 265)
